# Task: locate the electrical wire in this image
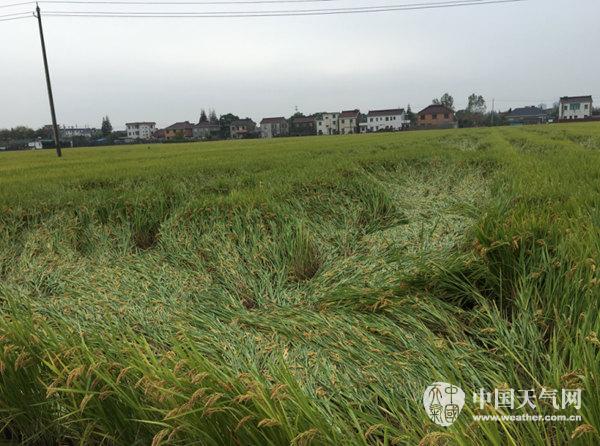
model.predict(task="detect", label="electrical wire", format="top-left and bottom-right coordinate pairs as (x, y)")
top-left (0, 0), bottom-right (529, 21)
top-left (0, 1), bottom-right (35, 9)
top-left (0, 12), bottom-right (32, 20)
top-left (42, 0), bottom-right (514, 14)
top-left (0, 9), bottom-right (32, 16)
top-left (42, 0), bottom-right (528, 18)
top-left (1, 0), bottom-right (344, 9)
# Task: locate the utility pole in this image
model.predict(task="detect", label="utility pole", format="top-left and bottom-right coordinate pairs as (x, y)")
top-left (491, 98), bottom-right (495, 126)
top-left (36, 3), bottom-right (61, 157)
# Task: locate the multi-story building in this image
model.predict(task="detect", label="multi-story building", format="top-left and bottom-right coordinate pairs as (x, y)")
top-left (164, 121), bottom-right (194, 140)
top-left (230, 119), bottom-right (256, 139)
top-left (338, 109), bottom-right (360, 134)
top-left (416, 105), bottom-right (457, 129)
top-left (290, 116), bottom-right (316, 136)
top-left (559, 96), bottom-right (593, 121)
top-left (316, 112), bottom-right (339, 135)
top-left (260, 117), bottom-right (289, 138)
top-left (339, 109), bottom-right (360, 135)
top-left (365, 109), bottom-right (409, 132)
top-left (126, 122), bottom-right (156, 140)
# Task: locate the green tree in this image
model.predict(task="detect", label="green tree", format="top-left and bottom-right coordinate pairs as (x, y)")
top-left (209, 109), bottom-right (218, 123)
top-left (219, 113), bottom-right (240, 139)
top-left (433, 93), bottom-right (454, 110)
top-left (101, 116), bottom-right (112, 136)
top-left (405, 104), bottom-right (416, 126)
top-left (199, 109), bottom-right (208, 123)
top-left (0, 126), bottom-right (36, 142)
top-left (467, 94), bottom-right (486, 114)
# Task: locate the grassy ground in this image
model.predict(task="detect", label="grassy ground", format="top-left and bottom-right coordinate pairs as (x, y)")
top-left (0, 125), bottom-right (599, 445)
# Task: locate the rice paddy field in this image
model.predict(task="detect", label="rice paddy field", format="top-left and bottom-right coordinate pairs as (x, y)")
top-left (0, 124), bottom-right (599, 445)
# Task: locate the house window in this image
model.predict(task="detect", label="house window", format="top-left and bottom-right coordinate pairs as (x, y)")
top-left (420, 115), bottom-right (426, 120)
top-left (370, 118), bottom-right (373, 122)
top-left (585, 104), bottom-right (589, 109)
top-left (570, 103), bottom-right (581, 110)
top-left (432, 114), bottom-right (438, 119)
top-left (444, 113), bottom-right (450, 119)
top-left (385, 117), bottom-right (389, 121)
top-left (563, 105), bottom-right (567, 110)
top-left (341, 119), bottom-right (345, 124)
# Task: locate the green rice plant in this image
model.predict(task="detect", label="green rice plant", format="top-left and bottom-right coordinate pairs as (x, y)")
top-left (0, 125), bottom-right (599, 445)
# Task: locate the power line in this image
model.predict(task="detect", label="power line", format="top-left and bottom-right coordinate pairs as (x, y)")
top-left (0, 13), bottom-right (32, 20)
top-left (38, 0), bottom-right (528, 18)
top-left (1, 0), bottom-right (343, 9)
top-left (0, 10), bottom-right (32, 17)
top-left (42, 0), bottom-right (514, 14)
top-left (1, 0), bottom-right (526, 12)
top-left (0, 2), bottom-right (35, 9)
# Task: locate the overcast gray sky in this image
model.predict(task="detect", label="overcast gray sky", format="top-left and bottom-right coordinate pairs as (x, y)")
top-left (1, 0), bottom-right (599, 129)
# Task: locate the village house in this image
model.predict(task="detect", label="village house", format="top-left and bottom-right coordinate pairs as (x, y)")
top-left (505, 107), bottom-right (550, 125)
top-left (338, 110), bottom-right (360, 134)
top-left (126, 122), bottom-right (156, 139)
top-left (260, 117), bottom-right (289, 138)
top-left (230, 119), bottom-right (256, 139)
top-left (152, 129), bottom-right (166, 140)
top-left (28, 141), bottom-right (43, 149)
top-left (559, 96), bottom-right (593, 121)
top-left (316, 112), bottom-right (340, 135)
top-left (164, 121), bottom-right (194, 140)
top-left (193, 121), bottom-right (220, 139)
top-left (416, 105), bottom-right (457, 129)
top-left (59, 126), bottom-right (96, 139)
top-left (365, 108), bottom-right (409, 132)
top-left (290, 116), bottom-right (316, 136)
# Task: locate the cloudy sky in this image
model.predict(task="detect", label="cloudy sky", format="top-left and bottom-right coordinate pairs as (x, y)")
top-left (0, 0), bottom-right (599, 129)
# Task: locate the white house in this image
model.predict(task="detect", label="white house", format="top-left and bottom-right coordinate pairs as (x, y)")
top-left (260, 117), bottom-right (289, 138)
top-left (28, 141), bottom-right (43, 149)
top-left (316, 112), bottom-right (339, 135)
top-left (559, 96), bottom-right (593, 121)
top-left (338, 109), bottom-right (360, 135)
top-left (366, 109), bottom-right (409, 132)
top-left (60, 126), bottom-right (96, 138)
top-left (126, 122), bottom-right (156, 139)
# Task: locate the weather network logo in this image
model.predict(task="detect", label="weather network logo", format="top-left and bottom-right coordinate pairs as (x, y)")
top-left (423, 382), bottom-right (465, 427)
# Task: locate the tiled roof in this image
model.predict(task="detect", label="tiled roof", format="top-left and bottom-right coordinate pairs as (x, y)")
top-left (418, 105), bottom-right (454, 116)
top-left (261, 117), bottom-right (287, 124)
top-left (126, 122), bottom-right (155, 126)
top-left (195, 122), bottom-right (219, 128)
top-left (367, 108), bottom-right (405, 117)
top-left (560, 95), bottom-right (592, 103)
top-left (164, 121), bottom-right (193, 130)
top-left (231, 119), bottom-right (255, 126)
top-left (340, 109), bottom-right (360, 118)
top-left (507, 106), bottom-right (547, 117)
